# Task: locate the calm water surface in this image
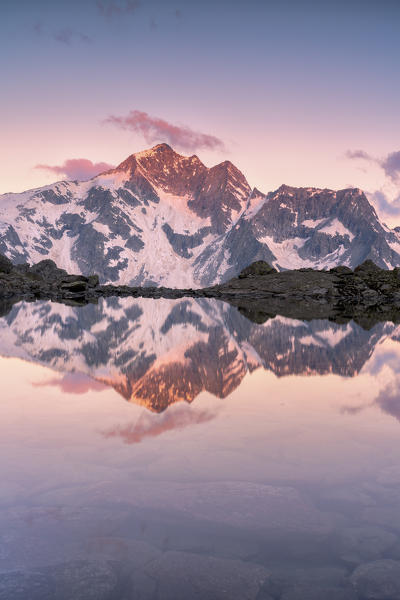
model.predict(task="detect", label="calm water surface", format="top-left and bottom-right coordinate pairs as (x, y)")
top-left (1, 297), bottom-right (400, 599)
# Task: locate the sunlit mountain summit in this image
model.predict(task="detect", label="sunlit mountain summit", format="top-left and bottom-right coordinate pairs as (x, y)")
top-left (1, 144), bottom-right (400, 288)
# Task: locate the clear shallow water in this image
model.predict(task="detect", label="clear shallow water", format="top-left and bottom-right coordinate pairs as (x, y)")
top-left (1, 298), bottom-right (400, 599)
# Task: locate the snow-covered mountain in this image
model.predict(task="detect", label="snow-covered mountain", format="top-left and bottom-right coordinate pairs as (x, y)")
top-left (0, 297), bottom-right (396, 411)
top-left (1, 143), bottom-right (400, 287)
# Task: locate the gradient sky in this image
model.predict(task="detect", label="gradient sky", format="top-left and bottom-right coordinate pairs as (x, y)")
top-left (1, 0), bottom-right (400, 223)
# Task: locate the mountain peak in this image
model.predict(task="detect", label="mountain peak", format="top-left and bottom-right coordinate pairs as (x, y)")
top-left (135, 143), bottom-right (174, 158)
top-left (114, 143), bottom-right (174, 172)
top-left (4, 143), bottom-right (400, 288)
top-left (114, 144), bottom-right (206, 175)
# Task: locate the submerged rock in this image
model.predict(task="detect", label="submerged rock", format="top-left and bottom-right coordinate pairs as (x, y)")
top-left (50, 561), bottom-right (120, 600)
top-left (350, 559), bottom-right (400, 599)
top-left (0, 571), bottom-right (53, 600)
top-left (0, 561), bottom-right (120, 600)
top-left (281, 586), bottom-right (357, 600)
top-left (142, 550), bottom-right (270, 600)
top-left (337, 526), bottom-right (398, 564)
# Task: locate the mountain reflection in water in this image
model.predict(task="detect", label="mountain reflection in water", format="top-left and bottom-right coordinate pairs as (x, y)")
top-left (0, 296), bottom-right (397, 411)
top-left (2, 298), bottom-right (400, 599)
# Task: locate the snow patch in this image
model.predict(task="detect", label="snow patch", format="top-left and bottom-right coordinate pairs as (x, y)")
top-left (299, 335), bottom-right (324, 347)
top-left (317, 323), bottom-right (352, 348)
top-left (302, 218), bottom-right (325, 228)
top-left (319, 219), bottom-right (354, 241)
top-left (388, 239), bottom-right (400, 256)
top-left (244, 191), bottom-right (267, 220)
top-left (257, 235), bottom-right (309, 269)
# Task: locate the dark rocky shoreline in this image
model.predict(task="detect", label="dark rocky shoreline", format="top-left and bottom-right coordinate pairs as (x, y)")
top-left (2, 254), bottom-right (400, 328)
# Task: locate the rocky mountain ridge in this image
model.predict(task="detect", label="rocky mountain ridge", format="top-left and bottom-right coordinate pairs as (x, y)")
top-left (1, 143), bottom-right (400, 287)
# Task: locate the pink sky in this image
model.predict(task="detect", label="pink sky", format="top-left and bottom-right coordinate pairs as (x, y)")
top-left (1, 0), bottom-right (399, 224)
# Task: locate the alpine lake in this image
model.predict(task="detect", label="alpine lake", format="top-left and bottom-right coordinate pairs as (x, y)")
top-left (1, 295), bottom-right (400, 600)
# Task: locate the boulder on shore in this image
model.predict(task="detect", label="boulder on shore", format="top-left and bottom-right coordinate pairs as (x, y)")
top-left (238, 261), bottom-right (277, 278)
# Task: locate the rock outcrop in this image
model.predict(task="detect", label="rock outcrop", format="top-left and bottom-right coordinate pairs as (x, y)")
top-left (3, 255), bottom-right (400, 328)
top-left (0, 257), bottom-right (99, 304)
top-left (206, 260), bottom-right (400, 328)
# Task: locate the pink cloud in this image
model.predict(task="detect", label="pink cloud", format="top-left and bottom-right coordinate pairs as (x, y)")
top-left (33, 372), bottom-right (108, 394)
top-left (374, 380), bottom-right (400, 422)
top-left (104, 109), bottom-right (225, 153)
top-left (381, 151), bottom-right (400, 182)
top-left (35, 158), bottom-right (115, 181)
top-left (346, 148), bottom-right (400, 182)
top-left (101, 404), bottom-right (217, 444)
top-left (345, 148), bottom-right (400, 217)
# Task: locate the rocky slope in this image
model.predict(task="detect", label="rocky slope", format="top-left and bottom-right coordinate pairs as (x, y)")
top-left (1, 144), bottom-right (400, 287)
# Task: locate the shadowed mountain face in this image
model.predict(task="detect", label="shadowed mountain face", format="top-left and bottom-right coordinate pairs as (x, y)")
top-left (0, 297), bottom-right (397, 412)
top-left (1, 144), bottom-right (400, 287)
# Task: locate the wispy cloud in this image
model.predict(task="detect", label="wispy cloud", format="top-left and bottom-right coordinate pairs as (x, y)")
top-left (368, 190), bottom-right (400, 217)
top-left (96, 0), bottom-right (140, 18)
top-left (346, 148), bottom-right (400, 218)
top-left (345, 149), bottom-right (373, 161)
top-left (33, 373), bottom-right (107, 395)
top-left (346, 147), bottom-right (400, 182)
top-left (105, 109), bottom-right (225, 153)
top-left (33, 21), bottom-right (44, 36)
top-left (381, 151), bottom-right (400, 182)
top-left (342, 360), bottom-right (400, 423)
top-left (35, 158), bottom-right (114, 181)
top-left (363, 349), bottom-right (400, 376)
top-left (53, 28), bottom-right (92, 45)
top-left (33, 22), bottom-right (92, 45)
top-left (375, 380), bottom-right (400, 422)
top-left (101, 404), bottom-right (217, 445)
